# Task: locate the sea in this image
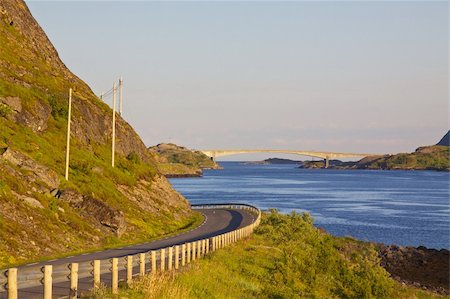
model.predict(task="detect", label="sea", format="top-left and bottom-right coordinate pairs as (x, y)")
top-left (170, 162), bottom-right (450, 250)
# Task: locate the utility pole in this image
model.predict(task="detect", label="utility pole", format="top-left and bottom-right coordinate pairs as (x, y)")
top-left (119, 77), bottom-right (123, 116)
top-left (100, 92), bottom-right (103, 101)
top-left (112, 82), bottom-right (116, 167)
top-left (65, 88), bottom-right (72, 180)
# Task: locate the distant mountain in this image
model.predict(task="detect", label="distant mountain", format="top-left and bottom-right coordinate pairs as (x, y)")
top-left (436, 131), bottom-right (449, 146)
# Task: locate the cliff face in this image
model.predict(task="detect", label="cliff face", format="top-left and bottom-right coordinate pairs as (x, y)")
top-left (0, 0), bottom-right (194, 268)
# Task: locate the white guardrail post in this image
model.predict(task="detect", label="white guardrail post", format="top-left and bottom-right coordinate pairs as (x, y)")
top-left (93, 259), bottom-right (100, 289)
top-left (187, 243), bottom-right (191, 263)
top-left (7, 268), bottom-right (17, 299)
top-left (160, 248), bottom-right (166, 272)
top-left (43, 265), bottom-right (52, 299)
top-left (69, 263), bottom-right (78, 299)
top-left (182, 244), bottom-right (186, 266)
top-left (111, 258), bottom-right (118, 294)
top-left (151, 251), bottom-right (156, 273)
top-left (126, 255), bottom-right (133, 285)
top-left (168, 247), bottom-right (173, 271)
top-left (175, 245), bottom-right (180, 270)
top-left (140, 253), bottom-right (146, 276)
top-left (192, 242), bottom-right (196, 261)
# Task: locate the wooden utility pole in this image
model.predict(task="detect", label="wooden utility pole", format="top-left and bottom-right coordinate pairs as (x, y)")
top-left (65, 88), bottom-right (72, 181)
top-left (119, 77), bottom-right (123, 116)
top-left (112, 82), bottom-right (116, 167)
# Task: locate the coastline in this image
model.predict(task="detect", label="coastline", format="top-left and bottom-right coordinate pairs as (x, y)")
top-left (164, 173), bottom-right (202, 178)
top-left (378, 243), bottom-right (449, 295)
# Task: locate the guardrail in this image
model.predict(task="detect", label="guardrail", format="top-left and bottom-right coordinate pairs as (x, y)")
top-left (0, 204), bottom-right (261, 299)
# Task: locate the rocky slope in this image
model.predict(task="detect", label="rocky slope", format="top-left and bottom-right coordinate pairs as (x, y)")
top-left (379, 245), bottom-right (449, 295)
top-left (0, 0), bottom-right (196, 268)
top-left (149, 143), bottom-right (221, 177)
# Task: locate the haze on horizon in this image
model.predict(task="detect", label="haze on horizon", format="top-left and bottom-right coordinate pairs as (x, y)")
top-left (26, 1), bottom-right (448, 161)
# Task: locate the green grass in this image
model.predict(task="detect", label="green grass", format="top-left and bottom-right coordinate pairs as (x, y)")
top-left (93, 210), bottom-right (447, 299)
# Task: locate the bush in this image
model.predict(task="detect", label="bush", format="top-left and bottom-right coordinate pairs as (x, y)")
top-left (127, 152), bottom-right (141, 164)
top-left (0, 102), bottom-right (12, 117)
top-left (48, 94), bottom-right (68, 119)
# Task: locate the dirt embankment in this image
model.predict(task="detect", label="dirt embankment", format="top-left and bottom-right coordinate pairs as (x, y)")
top-left (378, 244), bottom-right (449, 295)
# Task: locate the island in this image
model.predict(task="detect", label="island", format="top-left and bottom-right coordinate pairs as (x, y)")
top-left (149, 143), bottom-right (222, 177)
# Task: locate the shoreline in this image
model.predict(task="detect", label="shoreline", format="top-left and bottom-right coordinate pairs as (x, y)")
top-left (165, 173), bottom-right (202, 178)
top-left (317, 226), bottom-right (449, 295)
top-left (378, 243), bottom-right (449, 295)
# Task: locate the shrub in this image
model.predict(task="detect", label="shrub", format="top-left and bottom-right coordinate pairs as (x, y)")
top-left (48, 94), bottom-right (68, 119)
top-left (0, 102), bottom-right (12, 117)
top-left (127, 152), bottom-right (141, 164)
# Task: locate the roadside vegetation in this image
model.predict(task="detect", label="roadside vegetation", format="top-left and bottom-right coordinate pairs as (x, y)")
top-left (90, 210), bottom-right (444, 299)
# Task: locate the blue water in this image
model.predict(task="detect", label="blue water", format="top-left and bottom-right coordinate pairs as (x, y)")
top-left (170, 162), bottom-right (450, 249)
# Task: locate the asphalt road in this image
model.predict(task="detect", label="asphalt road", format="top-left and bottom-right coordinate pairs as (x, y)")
top-left (0, 207), bottom-right (255, 298)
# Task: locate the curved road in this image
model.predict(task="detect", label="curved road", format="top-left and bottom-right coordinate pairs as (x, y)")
top-left (0, 207), bottom-right (255, 298)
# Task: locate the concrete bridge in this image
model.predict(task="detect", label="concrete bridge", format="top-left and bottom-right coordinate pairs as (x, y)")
top-left (200, 149), bottom-right (375, 168)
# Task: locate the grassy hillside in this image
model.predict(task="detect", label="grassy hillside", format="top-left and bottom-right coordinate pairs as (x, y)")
top-left (0, 0), bottom-right (197, 268)
top-left (302, 146), bottom-right (450, 171)
top-left (93, 211), bottom-right (443, 299)
top-left (149, 143), bottom-right (221, 177)
top-left (364, 146), bottom-right (450, 170)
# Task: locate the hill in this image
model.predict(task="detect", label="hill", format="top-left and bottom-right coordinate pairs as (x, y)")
top-left (0, 0), bottom-right (198, 268)
top-left (149, 143), bottom-right (221, 177)
top-left (356, 145), bottom-right (449, 171)
top-left (301, 132), bottom-right (450, 171)
top-left (436, 130), bottom-right (449, 146)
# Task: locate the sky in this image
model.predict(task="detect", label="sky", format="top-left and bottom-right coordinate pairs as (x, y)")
top-left (26, 1), bottom-right (448, 161)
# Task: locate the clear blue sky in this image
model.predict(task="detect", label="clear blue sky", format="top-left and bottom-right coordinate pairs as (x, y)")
top-left (26, 1), bottom-right (448, 160)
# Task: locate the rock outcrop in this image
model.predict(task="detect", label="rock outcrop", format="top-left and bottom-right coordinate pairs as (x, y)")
top-left (1, 147), bottom-right (59, 191)
top-left (59, 189), bottom-right (126, 236)
top-left (379, 245), bottom-right (449, 295)
top-left (118, 175), bottom-right (190, 219)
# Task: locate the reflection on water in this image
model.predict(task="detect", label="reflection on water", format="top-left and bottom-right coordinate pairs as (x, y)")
top-left (170, 162), bottom-right (450, 249)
